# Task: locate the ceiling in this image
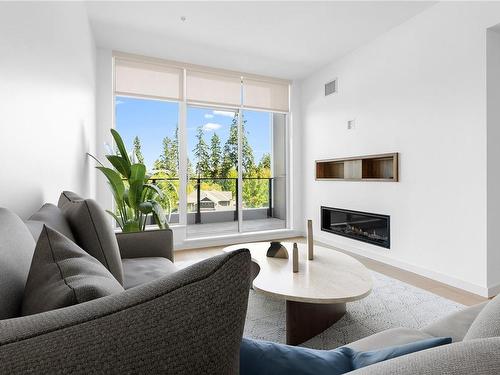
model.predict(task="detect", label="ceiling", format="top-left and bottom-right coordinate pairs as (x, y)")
top-left (86, 1), bottom-right (435, 80)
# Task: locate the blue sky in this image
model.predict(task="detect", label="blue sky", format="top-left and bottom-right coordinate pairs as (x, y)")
top-left (115, 96), bottom-right (271, 171)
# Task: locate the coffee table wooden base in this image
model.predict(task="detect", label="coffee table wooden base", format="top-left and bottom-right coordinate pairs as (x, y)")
top-left (286, 300), bottom-right (346, 345)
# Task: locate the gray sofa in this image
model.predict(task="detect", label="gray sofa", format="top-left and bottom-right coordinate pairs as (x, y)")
top-left (0, 202), bottom-right (251, 374)
top-left (3, 192), bottom-right (500, 374)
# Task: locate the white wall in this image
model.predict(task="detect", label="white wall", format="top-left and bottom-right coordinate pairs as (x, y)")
top-left (0, 2), bottom-right (96, 218)
top-left (487, 28), bottom-right (500, 292)
top-left (95, 48), bottom-right (114, 211)
top-left (300, 2), bottom-right (500, 296)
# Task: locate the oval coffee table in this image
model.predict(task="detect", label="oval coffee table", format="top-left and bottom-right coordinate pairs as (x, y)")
top-left (223, 242), bottom-right (372, 345)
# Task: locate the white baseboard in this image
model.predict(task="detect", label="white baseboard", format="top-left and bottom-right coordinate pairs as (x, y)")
top-left (175, 229), bottom-right (303, 251)
top-left (315, 233), bottom-right (492, 298)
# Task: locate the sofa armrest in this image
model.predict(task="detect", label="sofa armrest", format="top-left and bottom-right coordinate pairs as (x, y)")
top-left (116, 228), bottom-right (174, 261)
top-left (0, 249), bottom-right (250, 375)
top-left (421, 301), bottom-right (489, 342)
top-left (348, 337), bottom-right (500, 374)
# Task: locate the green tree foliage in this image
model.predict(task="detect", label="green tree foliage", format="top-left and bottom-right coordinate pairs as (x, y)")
top-left (154, 127), bottom-right (179, 177)
top-left (209, 133), bottom-right (222, 179)
top-left (133, 136), bottom-right (145, 164)
top-left (220, 115), bottom-right (255, 178)
top-left (259, 153), bottom-right (271, 170)
top-left (193, 126), bottom-right (210, 177)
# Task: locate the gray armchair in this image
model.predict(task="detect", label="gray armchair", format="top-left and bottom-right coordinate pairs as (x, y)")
top-left (0, 207), bottom-right (251, 374)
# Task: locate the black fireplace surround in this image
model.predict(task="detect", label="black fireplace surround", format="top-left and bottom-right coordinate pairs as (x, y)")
top-left (321, 206), bottom-right (390, 249)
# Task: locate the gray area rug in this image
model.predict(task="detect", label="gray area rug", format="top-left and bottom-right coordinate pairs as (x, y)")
top-left (243, 270), bottom-right (464, 349)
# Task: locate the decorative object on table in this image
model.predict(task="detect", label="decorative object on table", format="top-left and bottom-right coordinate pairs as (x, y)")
top-left (88, 129), bottom-right (175, 232)
top-left (267, 241), bottom-right (289, 259)
top-left (307, 219), bottom-right (314, 260)
top-left (293, 243), bottom-right (299, 273)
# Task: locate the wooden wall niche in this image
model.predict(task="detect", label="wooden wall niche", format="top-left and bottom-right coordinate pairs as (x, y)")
top-left (316, 153), bottom-right (398, 182)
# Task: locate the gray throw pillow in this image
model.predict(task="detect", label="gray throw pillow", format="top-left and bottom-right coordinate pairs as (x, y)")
top-left (464, 295), bottom-right (500, 340)
top-left (22, 226), bottom-right (124, 316)
top-left (58, 191), bottom-right (124, 285)
top-left (27, 203), bottom-right (76, 242)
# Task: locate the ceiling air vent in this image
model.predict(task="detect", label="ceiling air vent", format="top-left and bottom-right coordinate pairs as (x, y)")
top-left (325, 78), bottom-right (338, 96)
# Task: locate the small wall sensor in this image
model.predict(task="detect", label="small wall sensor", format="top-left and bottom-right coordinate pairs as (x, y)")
top-left (347, 119), bottom-right (355, 130)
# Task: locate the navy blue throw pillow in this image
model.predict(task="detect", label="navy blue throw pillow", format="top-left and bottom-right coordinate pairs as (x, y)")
top-left (240, 336), bottom-right (452, 375)
top-left (347, 336), bottom-right (452, 370)
top-left (240, 338), bottom-right (352, 375)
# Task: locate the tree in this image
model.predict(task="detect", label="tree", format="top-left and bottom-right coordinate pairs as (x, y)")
top-left (259, 153), bottom-right (271, 170)
top-left (220, 119), bottom-right (238, 178)
top-left (133, 136), bottom-right (145, 165)
top-left (193, 126), bottom-right (210, 177)
top-left (242, 166), bottom-right (269, 208)
top-left (220, 114), bottom-right (255, 178)
top-left (209, 133), bottom-right (222, 178)
top-left (154, 127), bottom-right (179, 177)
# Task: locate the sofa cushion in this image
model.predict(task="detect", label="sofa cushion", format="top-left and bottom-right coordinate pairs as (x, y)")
top-left (346, 327), bottom-right (434, 351)
top-left (59, 191), bottom-right (124, 285)
top-left (57, 190), bottom-right (84, 208)
top-left (464, 295), bottom-right (500, 340)
top-left (22, 226), bottom-right (124, 316)
top-left (122, 257), bottom-right (177, 289)
top-left (0, 208), bottom-right (36, 319)
top-left (422, 301), bottom-right (489, 342)
top-left (347, 337), bottom-right (500, 375)
top-left (27, 203), bottom-right (75, 242)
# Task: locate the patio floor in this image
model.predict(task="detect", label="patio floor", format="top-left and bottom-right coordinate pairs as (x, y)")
top-left (186, 218), bottom-right (286, 238)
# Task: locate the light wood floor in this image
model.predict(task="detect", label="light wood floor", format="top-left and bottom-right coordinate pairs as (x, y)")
top-left (175, 237), bottom-right (488, 307)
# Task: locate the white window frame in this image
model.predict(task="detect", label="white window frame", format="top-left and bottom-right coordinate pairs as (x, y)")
top-left (112, 53), bottom-right (292, 235)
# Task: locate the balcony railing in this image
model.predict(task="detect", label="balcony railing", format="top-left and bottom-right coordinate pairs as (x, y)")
top-left (148, 177), bottom-right (274, 224)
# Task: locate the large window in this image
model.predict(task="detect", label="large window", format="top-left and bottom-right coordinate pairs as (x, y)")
top-left (113, 53), bottom-right (290, 237)
top-left (115, 96), bottom-right (180, 223)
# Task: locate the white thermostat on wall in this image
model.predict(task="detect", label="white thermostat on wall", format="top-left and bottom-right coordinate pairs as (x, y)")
top-left (347, 119), bottom-right (355, 130)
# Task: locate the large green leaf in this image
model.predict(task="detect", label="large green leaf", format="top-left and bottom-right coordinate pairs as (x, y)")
top-left (106, 155), bottom-right (131, 178)
top-left (128, 164), bottom-right (146, 210)
top-left (151, 200), bottom-right (168, 229)
top-left (110, 129), bottom-right (131, 166)
top-left (143, 183), bottom-right (164, 199)
top-left (138, 201), bottom-right (153, 214)
top-left (129, 163), bottom-right (146, 184)
top-left (105, 210), bottom-right (123, 230)
top-left (96, 167), bottom-right (125, 203)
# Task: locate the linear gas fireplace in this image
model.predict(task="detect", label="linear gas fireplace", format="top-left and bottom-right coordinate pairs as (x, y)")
top-left (321, 206), bottom-right (390, 249)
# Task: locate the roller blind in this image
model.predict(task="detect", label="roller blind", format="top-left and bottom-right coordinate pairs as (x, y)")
top-left (115, 59), bottom-right (183, 101)
top-left (242, 78), bottom-right (289, 112)
top-left (186, 70), bottom-right (242, 107)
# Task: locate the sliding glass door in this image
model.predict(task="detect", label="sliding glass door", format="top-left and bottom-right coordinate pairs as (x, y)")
top-left (186, 106), bottom-right (239, 237)
top-left (241, 110), bottom-right (287, 233)
top-left (184, 106), bottom-right (287, 237)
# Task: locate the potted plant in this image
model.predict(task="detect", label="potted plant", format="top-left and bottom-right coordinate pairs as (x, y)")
top-left (88, 129), bottom-right (175, 259)
top-left (89, 129), bottom-right (174, 261)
